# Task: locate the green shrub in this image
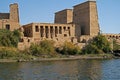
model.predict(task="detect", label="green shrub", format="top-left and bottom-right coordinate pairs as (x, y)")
top-left (0, 47), bottom-right (18, 59)
top-left (40, 40), bottom-right (55, 55)
top-left (29, 40), bottom-right (56, 57)
top-left (29, 44), bottom-right (44, 56)
top-left (0, 29), bottom-right (20, 47)
top-left (93, 35), bottom-right (111, 53)
top-left (57, 42), bottom-right (81, 55)
top-left (0, 47), bottom-right (33, 60)
top-left (82, 44), bottom-right (103, 54)
top-left (82, 35), bottom-right (112, 54)
top-left (113, 40), bottom-right (120, 50)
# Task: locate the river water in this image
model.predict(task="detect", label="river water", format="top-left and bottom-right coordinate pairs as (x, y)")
top-left (0, 59), bottom-right (120, 80)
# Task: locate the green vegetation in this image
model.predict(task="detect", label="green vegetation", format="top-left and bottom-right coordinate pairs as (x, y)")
top-left (113, 40), bottom-right (120, 50)
top-left (0, 29), bottom-right (30, 60)
top-left (56, 35), bottom-right (112, 56)
top-left (0, 47), bottom-right (32, 60)
top-left (82, 35), bottom-right (112, 54)
top-left (28, 40), bottom-right (57, 57)
top-left (56, 42), bottom-right (81, 55)
top-left (0, 29), bottom-right (21, 47)
top-left (0, 29), bottom-right (115, 60)
top-left (0, 47), bottom-right (18, 59)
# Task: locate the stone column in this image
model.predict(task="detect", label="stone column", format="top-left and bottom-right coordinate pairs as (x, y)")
top-left (43, 26), bottom-right (45, 38)
top-left (61, 27), bottom-right (63, 34)
top-left (39, 27), bottom-right (41, 38)
top-left (57, 27), bottom-right (59, 34)
top-left (53, 27), bottom-right (55, 38)
top-left (48, 27), bottom-right (50, 38)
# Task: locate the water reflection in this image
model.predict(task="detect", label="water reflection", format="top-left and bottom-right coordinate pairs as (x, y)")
top-left (77, 60), bottom-right (102, 80)
top-left (0, 59), bottom-right (120, 80)
top-left (0, 62), bottom-right (24, 80)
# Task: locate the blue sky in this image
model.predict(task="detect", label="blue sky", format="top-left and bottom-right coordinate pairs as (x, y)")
top-left (0, 0), bottom-right (120, 34)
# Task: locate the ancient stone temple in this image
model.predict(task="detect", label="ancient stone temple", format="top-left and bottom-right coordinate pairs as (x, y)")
top-left (22, 23), bottom-right (75, 44)
top-left (0, 1), bottom-right (102, 50)
top-left (73, 1), bottom-right (100, 37)
top-left (17, 0), bottom-right (100, 50)
top-left (0, 3), bottom-right (20, 31)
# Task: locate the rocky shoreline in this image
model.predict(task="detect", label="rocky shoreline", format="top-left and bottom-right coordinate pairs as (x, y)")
top-left (0, 54), bottom-right (116, 63)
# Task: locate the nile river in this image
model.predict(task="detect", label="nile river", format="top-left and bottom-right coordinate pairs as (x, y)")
top-left (0, 59), bottom-right (120, 80)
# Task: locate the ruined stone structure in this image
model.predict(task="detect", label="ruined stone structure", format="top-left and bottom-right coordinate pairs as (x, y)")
top-left (55, 9), bottom-right (73, 24)
top-left (0, 3), bottom-right (20, 31)
top-left (103, 34), bottom-right (120, 45)
top-left (18, 1), bottom-right (100, 50)
top-left (0, 1), bottom-right (103, 50)
top-left (103, 34), bottom-right (120, 40)
top-left (73, 1), bottom-right (100, 37)
top-left (22, 23), bottom-right (75, 39)
top-left (18, 23), bottom-right (76, 50)
top-left (102, 33), bottom-right (120, 49)
top-left (54, 1), bottom-right (100, 42)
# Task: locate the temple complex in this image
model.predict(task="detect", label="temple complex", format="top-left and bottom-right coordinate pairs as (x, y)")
top-left (0, 1), bottom-right (119, 50)
top-left (18, 1), bottom-right (100, 50)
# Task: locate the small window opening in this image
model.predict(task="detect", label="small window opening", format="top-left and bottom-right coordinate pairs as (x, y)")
top-left (35, 26), bottom-right (39, 32)
top-left (6, 24), bottom-right (10, 30)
